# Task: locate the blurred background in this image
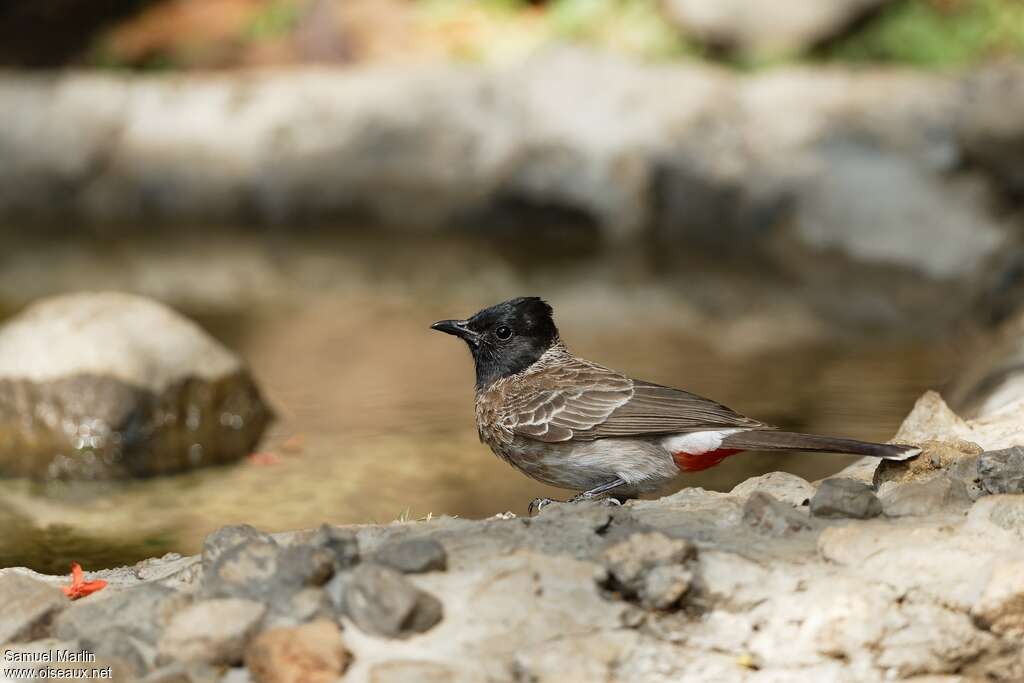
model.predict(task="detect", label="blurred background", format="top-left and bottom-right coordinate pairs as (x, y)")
top-left (1, 0), bottom-right (1024, 572)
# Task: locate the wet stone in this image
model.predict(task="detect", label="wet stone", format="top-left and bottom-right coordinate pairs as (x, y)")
top-left (0, 292), bottom-right (272, 479)
top-left (810, 479), bottom-right (882, 519)
top-left (371, 538), bottom-right (448, 574)
top-left (245, 619), bottom-right (350, 683)
top-left (340, 564), bottom-right (444, 638)
top-left (978, 447), bottom-right (1024, 495)
top-left (600, 532), bottom-right (695, 610)
top-left (0, 573), bottom-right (68, 644)
top-left (881, 476), bottom-right (972, 517)
top-left (156, 598), bottom-right (266, 666)
top-left (742, 491), bottom-right (813, 535)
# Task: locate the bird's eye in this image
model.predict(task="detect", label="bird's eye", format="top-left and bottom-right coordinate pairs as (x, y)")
top-left (494, 325), bottom-right (513, 340)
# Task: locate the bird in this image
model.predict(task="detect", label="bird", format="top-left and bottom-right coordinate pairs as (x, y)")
top-left (431, 297), bottom-right (921, 513)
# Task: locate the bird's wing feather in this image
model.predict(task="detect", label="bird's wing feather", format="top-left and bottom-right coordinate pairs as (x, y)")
top-left (504, 359), bottom-right (766, 443)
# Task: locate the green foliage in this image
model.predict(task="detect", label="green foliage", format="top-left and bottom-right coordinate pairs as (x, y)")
top-left (545, 0), bottom-right (691, 59)
top-left (243, 0), bottom-right (302, 42)
top-left (825, 0), bottom-right (1024, 67)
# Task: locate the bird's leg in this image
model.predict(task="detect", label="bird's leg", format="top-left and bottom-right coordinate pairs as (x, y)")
top-left (529, 479), bottom-right (629, 516)
top-left (568, 478), bottom-right (629, 504)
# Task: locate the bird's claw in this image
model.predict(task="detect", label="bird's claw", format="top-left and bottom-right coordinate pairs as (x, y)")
top-left (528, 497), bottom-right (557, 516)
top-left (529, 495), bottom-right (623, 516)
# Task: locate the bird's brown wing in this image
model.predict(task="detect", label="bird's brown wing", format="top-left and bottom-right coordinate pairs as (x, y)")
top-left (502, 359), bottom-right (766, 444)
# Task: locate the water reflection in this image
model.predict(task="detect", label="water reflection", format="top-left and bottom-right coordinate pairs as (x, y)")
top-left (0, 231), bottom-right (955, 570)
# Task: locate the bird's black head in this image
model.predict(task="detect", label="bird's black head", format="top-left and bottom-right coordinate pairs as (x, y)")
top-left (431, 297), bottom-right (560, 389)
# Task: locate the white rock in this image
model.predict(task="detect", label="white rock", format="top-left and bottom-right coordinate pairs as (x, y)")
top-left (157, 598), bottom-right (266, 666)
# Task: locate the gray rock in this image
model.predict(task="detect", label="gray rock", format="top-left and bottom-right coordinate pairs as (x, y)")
top-left (201, 531), bottom-right (335, 607)
top-left (371, 538), bottom-right (448, 574)
top-left (156, 598), bottom-right (266, 666)
top-left (0, 293), bottom-right (272, 479)
top-left (810, 478), bottom-right (882, 519)
top-left (742, 491), bottom-right (813, 535)
top-left (978, 447), bottom-right (1024, 495)
top-left (340, 564), bottom-right (443, 638)
top-left (0, 573), bottom-right (67, 644)
top-left (0, 63), bottom-right (1012, 315)
top-left (308, 524), bottom-right (360, 570)
top-left (201, 525), bottom-right (276, 575)
top-left (661, 0), bottom-right (891, 58)
top-left (53, 583), bottom-right (186, 675)
top-left (881, 476), bottom-right (972, 517)
top-left (600, 532), bottom-right (694, 610)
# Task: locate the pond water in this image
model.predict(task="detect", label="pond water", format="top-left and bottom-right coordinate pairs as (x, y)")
top-left (0, 230), bottom-right (956, 572)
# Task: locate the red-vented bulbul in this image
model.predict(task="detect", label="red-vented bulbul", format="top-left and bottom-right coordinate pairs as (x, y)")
top-left (432, 297), bottom-right (920, 512)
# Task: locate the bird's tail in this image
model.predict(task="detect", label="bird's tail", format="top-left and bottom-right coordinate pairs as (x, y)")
top-left (720, 430), bottom-right (920, 461)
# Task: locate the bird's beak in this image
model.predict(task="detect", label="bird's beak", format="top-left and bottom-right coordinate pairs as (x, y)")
top-left (431, 319), bottom-right (476, 341)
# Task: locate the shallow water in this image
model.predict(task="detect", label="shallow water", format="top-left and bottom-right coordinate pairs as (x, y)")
top-left (0, 231), bottom-right (955, 572)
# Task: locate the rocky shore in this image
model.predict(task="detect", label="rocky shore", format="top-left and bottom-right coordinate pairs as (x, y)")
top-left (3, 390), bottom-right (1024, 683)
top-left (2, 53), bottom-right (1023, 284)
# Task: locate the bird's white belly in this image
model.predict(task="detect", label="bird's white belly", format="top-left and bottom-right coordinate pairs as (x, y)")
top-left (494, 437), bottom-right (680, 493)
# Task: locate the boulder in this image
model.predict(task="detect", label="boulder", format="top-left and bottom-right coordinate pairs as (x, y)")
top-left (0, 292), bottom-right (271, 479)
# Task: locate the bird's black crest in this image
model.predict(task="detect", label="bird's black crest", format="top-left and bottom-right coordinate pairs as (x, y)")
top-left (438, 297), bottom-right (560, 389)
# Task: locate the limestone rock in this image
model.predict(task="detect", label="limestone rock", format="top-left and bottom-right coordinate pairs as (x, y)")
top-left (340, 564), bottom-right (443, 638)
top-left (729, 471), bottom-right (814, 507)
top-left (371, 538), bottom-right (447, 574)
top-left (880, 475), bottom-right (972, 517)
top-left (53, 583), bottom-right (187, 675)
top-left (157, 599), bottom-right (266, 666)
top-left (874, 438), bottom-right (983, 494)
top-left (0, 573), bottom-right (67, 644)
top-left (0, 293), bottom-right (272, 479)
top-left (367, 660), bottom-right (461, 683)
top-left (809, 478), bottom-right (881, 519)
top-left (742, 491), bottom-right (814, 535)
top-left (245, 620), bottom-right (350, 683)
top-left (893, 391), bottom-right (1024, 453)
top-left (972, 560), bottom-right (1024, 639)
top-left (600, 532), bottom-right (694, 610)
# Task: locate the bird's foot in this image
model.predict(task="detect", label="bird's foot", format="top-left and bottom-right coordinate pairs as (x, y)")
top-left (568, 492), bottom-right (623, 507)
top-left (529, 494), bottom-right (623, 515)
top-left (528, 497), bottom-right (558, 516)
